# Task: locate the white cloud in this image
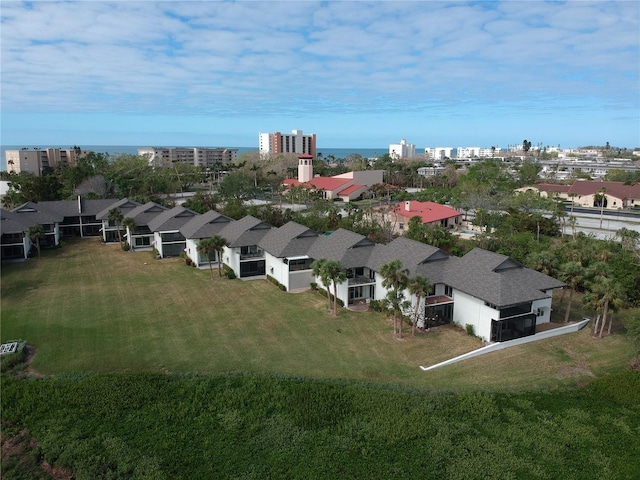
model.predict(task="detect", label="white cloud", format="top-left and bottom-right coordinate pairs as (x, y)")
top-left (0, 1), bottom-right (638, 146)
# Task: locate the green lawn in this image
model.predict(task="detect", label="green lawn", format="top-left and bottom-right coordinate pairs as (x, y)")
top-left (1, 238), bottom-right (635, 391)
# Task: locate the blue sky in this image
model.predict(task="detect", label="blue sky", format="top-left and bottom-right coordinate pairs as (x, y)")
top-left (1, 1), bottom-right (639, 149)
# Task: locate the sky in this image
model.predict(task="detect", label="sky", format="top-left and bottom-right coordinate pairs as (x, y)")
top-left (1, 0), bottom-right (639, 150)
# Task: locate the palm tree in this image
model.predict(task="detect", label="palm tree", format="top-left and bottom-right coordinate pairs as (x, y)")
top-left (586, 276), bottom-right (626, 337)
top-left (558, 261), bottom-right (585, 323)
top-left (210, 235), bottom-right (228, 277)
top-left (380, 259), bottom-right (409, 337)
top-left (526, 251), bottom-right (558, 277)
top-left (28, 224), bottom-right (46, 258)
top-left (121, 217), bottom-right (136, 251)
top-left (595, 187), bottom-right (606, 229)
top-left (408, 275), bottom-right (430, 336)
top-left (311, 259), bottom-right (332, 314)
top-left (250, 164), bottom-right (260, 188)
top-left (311, 258), bottom-right (331, 313)
top-left (323, 260), bottom-right (347, 316)
top-left (197, 237), bottom-right (217, 279)
top-left (107, 207), bottom-right (124, 249)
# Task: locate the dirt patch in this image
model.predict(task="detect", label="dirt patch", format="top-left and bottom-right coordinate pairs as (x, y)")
top-left (1, 422), bottom-right (74, 480)
top-left (22, 345), bottom-right (48, 378)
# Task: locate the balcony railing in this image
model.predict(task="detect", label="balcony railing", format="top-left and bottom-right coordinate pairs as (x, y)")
top-left (240, 249), bottom-right (264, 260)
top-left (348, 276), bottom-right (375, 286)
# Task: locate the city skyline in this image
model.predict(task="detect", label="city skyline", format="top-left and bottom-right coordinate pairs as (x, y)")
top-left (1, 1), bottom-right (639, 149)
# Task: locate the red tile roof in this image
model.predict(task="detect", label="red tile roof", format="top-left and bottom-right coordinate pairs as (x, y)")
top-left (392, 201), bottom-right (462, 224)
top-left (303, 177), bottom-right (351, 192)
top-left (567, 180), bottom-right (640, 199)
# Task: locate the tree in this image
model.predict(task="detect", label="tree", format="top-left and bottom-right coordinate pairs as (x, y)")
top-left (617, 227), bottom-right (640, 265)
top-left (122, 217), bottom-right (136, 251)
top-left (408, 275), bottom-right (430, 336)
top-left (526, 251), bottom-right (558, 277)
top-left (558, 261), bottom-right (585, 323)
top-left (522, 139), bottom-right (532, 153)
top-left (594, 187), bottom-right (607, 229)
top-left (197, 238), bottom-right (217, 280)
top-left (107, 207), bottom-right (124, 249)
top-left (28, 224), bottom-right (46, 258)
top-left (311, 259), bottom-right (332, 314)
top-left (380, 259), bottom-right (410, 337)
top-left (323, 260), bottom-right (347, 316)
top-left (585, 276), bottom-right (626, 337)
top-left (210, 235), bottom-right (228, 277)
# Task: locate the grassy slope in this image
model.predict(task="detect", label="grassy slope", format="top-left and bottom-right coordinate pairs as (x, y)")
top-left (1, 238), bottom-right (635, 391)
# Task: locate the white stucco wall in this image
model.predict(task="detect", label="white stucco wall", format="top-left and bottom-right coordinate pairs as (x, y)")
top-left (265, 252), bottom-right (289, 288)
top-left (451, 290), bottom-right (497, 341)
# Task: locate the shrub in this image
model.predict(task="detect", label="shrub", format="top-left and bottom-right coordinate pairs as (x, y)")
top-left (310, 282), bottom-right (318, 290)
top-left (466, 324), bottom-right (475, 336)
top-left (0, 340), bottom-right (28, 373)
top-left (122, 242), bottom-right (130, 252)
top-left (185, 258), bottom-right (193, 266)
top-left (368, 300), bottom-right (386, 312)
top-left (223, 264), bottom-right (236, 279)
top-left (279, 284), bottom-right (286, 291)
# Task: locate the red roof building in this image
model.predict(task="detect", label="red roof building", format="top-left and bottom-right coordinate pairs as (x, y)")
top-left (387, 200), bottom-right (463, 233)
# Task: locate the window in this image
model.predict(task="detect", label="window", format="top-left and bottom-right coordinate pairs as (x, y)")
top-left (399, 223), bottom-right (404, 230)
top-left (445, 285), bottom-right (453, 297)
top-left (289, 258), bottom-right (313, 271)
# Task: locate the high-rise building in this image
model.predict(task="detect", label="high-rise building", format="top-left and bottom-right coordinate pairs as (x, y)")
top-left (137, 147), bottom-right (238, 168)
top-left (5, 148), bottom-right (80, 176)
top-left (389, 138), bottom-right (416, 159)
top-left (258, 130), bottom-right (316, 158)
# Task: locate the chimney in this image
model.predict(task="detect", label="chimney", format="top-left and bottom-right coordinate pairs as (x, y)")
top-left (405, 201), bottom-right (411, 212)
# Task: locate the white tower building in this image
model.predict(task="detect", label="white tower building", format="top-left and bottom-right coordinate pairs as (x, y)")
top-left (298, 154), bottom-right (313, 183)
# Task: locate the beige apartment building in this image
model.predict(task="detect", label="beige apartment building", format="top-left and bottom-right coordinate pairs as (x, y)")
top-left (6, 148), bottom-right (79, 176)
top-left (137, 147), bottom-right (238, 168)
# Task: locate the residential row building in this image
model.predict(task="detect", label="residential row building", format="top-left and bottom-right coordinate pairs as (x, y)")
top-left (137, 147), bottom-right (238, 168)
top-left (389, 138), bottom-right (416, 159)
top-left (5, 148), bottom-right (82, 176)
top-left (515, 180), bottom-right (640, 210)
top-left (259, 130), bottom-right (316, 158)
top-left (2, 196), bottom-right (565, 344)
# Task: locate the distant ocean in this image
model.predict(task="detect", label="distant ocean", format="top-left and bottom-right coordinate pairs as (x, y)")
top-left (0, 145), bottom-right (389, 171)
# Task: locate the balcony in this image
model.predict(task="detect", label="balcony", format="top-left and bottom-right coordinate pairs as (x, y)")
top-left (240, 248), bottom-right (264, 260)
top-left (425, 295), bottom-right (453, 306)
top-left (348, 275), bottom-right (375, 286)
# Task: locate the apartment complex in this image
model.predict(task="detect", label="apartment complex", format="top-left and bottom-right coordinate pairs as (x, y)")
top-left (258, 130), bottom-right (317, 158)
top-left (5, 148), bottom-right (80, 176)
top-left (137, 147), bottom-right (238, 168)
top-left (425, 147), bottom-right (453, 160)
top-left (389, 138), bottom-right (416, 159)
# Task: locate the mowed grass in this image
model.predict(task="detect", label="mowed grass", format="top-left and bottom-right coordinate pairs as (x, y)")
top-left (1, 238), bottom-right (635, 390)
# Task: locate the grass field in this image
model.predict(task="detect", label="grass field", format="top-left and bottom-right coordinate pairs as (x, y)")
top-left (1, 238), bottom-right (636, 391)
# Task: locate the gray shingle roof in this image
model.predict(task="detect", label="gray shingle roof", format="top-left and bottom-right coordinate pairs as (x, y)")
top-left (38, 198), bottom-right (121, 217)
top-left (0, 208), bottom-right (31, 234)
top-left (12, 202), bottom-right (64, 224)
top-left (444, 248), bottom-right (565, 307)
top-left (307, 228), bottom-right (376, 267)
top-left (219, 215), bottom-right (273, 247)
top-left (95, 199), bottom-right (143, 220)
top-left (147, 206), bottom-right (199, 232)
top-left (126, 202), bottom-right (168, 227)
top-left (259, 221), bottom-right (319, 257)
top-left (180, 210), bottom-right (233, 239)
top-left (367, 236), bottom-right (449, 277)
